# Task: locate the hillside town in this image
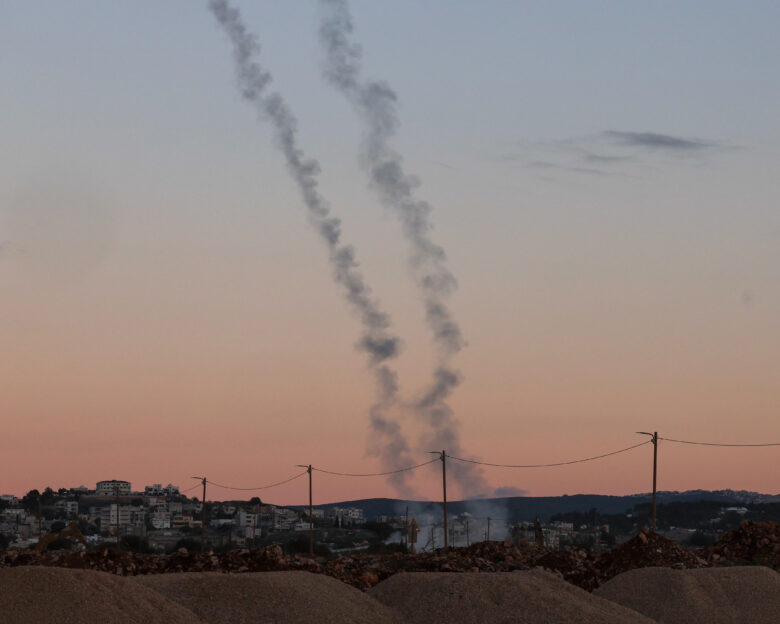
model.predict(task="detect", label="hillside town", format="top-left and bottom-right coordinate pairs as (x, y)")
top-left (0, 480), bottom-right (373, 553)
top-left (2, 481), bottom-right (776, 555)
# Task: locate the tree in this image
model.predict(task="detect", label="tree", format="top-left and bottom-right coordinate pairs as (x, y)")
top-left (284, 536), bottom-right (330, 556)
top-left (21, 490), bottom-right (41, 513)
top-left (41, 488), bottom-right (56, 505)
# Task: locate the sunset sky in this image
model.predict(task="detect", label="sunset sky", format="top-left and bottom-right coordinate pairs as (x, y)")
top-left (1, 1), bottom-right (778, 504)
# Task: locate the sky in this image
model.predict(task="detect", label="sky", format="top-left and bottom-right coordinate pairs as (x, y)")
top-left (1, 1), bottom-right (778, 504)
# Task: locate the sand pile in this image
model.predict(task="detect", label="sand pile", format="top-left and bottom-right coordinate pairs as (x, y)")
top-left (0, 566), bottom-right (203, 623)
top-left (369, 570), bottom-right (655, 624)
top-left (134, 570), bottom-right (399, 624)
top-left (595, 565), bottom-right (780, 624)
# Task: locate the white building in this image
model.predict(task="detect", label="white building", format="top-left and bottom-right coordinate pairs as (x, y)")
top-left (150, 511), bottom-right (172, 530)
top-left (96, 480), bottom-right (131, 496)
top-left (327, 507), bottom-right (365, 526)
top-left (144, 483), bottom-right (180, 497)
top-left (54, 500), bottom-right (79, 516)
top-left (273, 508), bottom-right (299, 530)
top-left (99, 505), bottom-right (145, 530)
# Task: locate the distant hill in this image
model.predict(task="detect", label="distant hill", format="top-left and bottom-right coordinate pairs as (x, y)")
top-left (288, 490), bottom-right (780, 521)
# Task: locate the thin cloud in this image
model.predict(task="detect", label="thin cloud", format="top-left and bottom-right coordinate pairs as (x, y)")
top-left (583, 152), bottom-right (632, 164)
top-left (567, 166), bottom-right (610, 176)
top-left (493, 486), bottom-right (529, 497)
top-left (604, 130), bottom-right (714, 151)
top-left (432, 160), bottom-right (459, 172)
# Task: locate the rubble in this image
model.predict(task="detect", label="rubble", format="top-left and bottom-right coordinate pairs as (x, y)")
top-left (703, 521), bottom-right (780, 569)
top-left (594, 527), bottom-right (706, 584)
top-left (4, 524), bottom-right (775, 593)
top-left (534, 549), bottom-right (599, 591)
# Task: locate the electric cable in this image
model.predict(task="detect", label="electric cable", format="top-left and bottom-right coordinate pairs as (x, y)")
top-left (205, 470), bottom-right (308, 491)
top-left (312, 458), bottom-right (439, 477)
top-left (659, 437), bottom-right (780, 447)
top-left (446, 439), bottom-right (651, 468)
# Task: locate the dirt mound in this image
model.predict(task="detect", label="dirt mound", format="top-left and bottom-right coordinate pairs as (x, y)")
top-left (369, 570), bottom-right (655, 624)
top-left (595, 565), bottom-right (780, 624)
top-left (534, 549), bottom-right (599, 591)
top-left (704, 521), bottom-right (780, 569)
top-left (595, 528), bottom-right (705, 582)
top-left (0, 544), bottom-right (316, 577)
top-left (134, 570), bottom-right (398, 624)
top-left (0, 566), bottom-right (203, 623)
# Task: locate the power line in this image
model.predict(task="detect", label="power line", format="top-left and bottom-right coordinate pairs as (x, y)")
top-left (660, 437), bottom-right (780, 447)
top-left (180, 482), bottom-right (202, 494)
top-left (206, 470), bottom-right (308, 491)
top-left (447, 440), bottom-right (651, 468)
top-left (312, 458), bottom-right (439, 477)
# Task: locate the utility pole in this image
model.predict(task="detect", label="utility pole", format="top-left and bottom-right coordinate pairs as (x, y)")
top-left (192, 476), bottom-right (207, 553)
top-left (297, 464), bottom-right (314, 555)
top-left (637, 432), bottom-right (659, 532)
top-left (466, 519), bottom-right (469, 546)
top-left (429, 450), bottom-right (448, 548)
top-left (37, 495), bottom-right (42, 542)
top-left (652, 432), bottom-right (658, 532)
top-left (115, 483), bottom-right (121, 551)
top-left (404, 506), bottom-right (409, 551)
top-left (252, 512), bottom-right (257, 550)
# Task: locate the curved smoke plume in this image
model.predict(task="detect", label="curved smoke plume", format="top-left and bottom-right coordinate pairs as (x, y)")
top-left (208, 0), bottom-right (416, 494)
top-left (318, 0), bottom-right (487, 495)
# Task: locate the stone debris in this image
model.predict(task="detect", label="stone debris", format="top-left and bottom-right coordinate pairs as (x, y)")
top-left (2, 521), bottom-right (776, 593)
top-left (703, 520), bottom-right (780, 569)
top-left (594, 526), bottom-right (707, 584)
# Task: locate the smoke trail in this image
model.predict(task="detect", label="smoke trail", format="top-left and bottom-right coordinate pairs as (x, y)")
top-left (318, 0), bottom-right (487, 495)
top-left (208, 0), bottom-right (415, 494)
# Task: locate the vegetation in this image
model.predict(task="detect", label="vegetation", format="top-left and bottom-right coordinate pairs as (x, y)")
top-left (552, 501), bottom-right (780, 537)
top-left (120, 535), bottom-right (154, 553)
top-left (284, 536), bottom-right (330, 556)
top-left (171, 538), bottom-right (202, 553)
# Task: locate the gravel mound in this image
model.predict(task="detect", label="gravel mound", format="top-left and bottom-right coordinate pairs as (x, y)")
top-left (134, 570), bottom-right (399, 624)
top-left (0, 566), bottom-right (203, 624)
top-left (369, 569), bottom-right (655, 624)
top-left (595, 565), bottom-right (780, 624)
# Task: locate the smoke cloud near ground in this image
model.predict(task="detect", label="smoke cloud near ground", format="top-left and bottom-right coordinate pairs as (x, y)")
top-left (318, 0), bottom-right (487, 495)
top-left (207, 0), bottom-right (416, 494)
